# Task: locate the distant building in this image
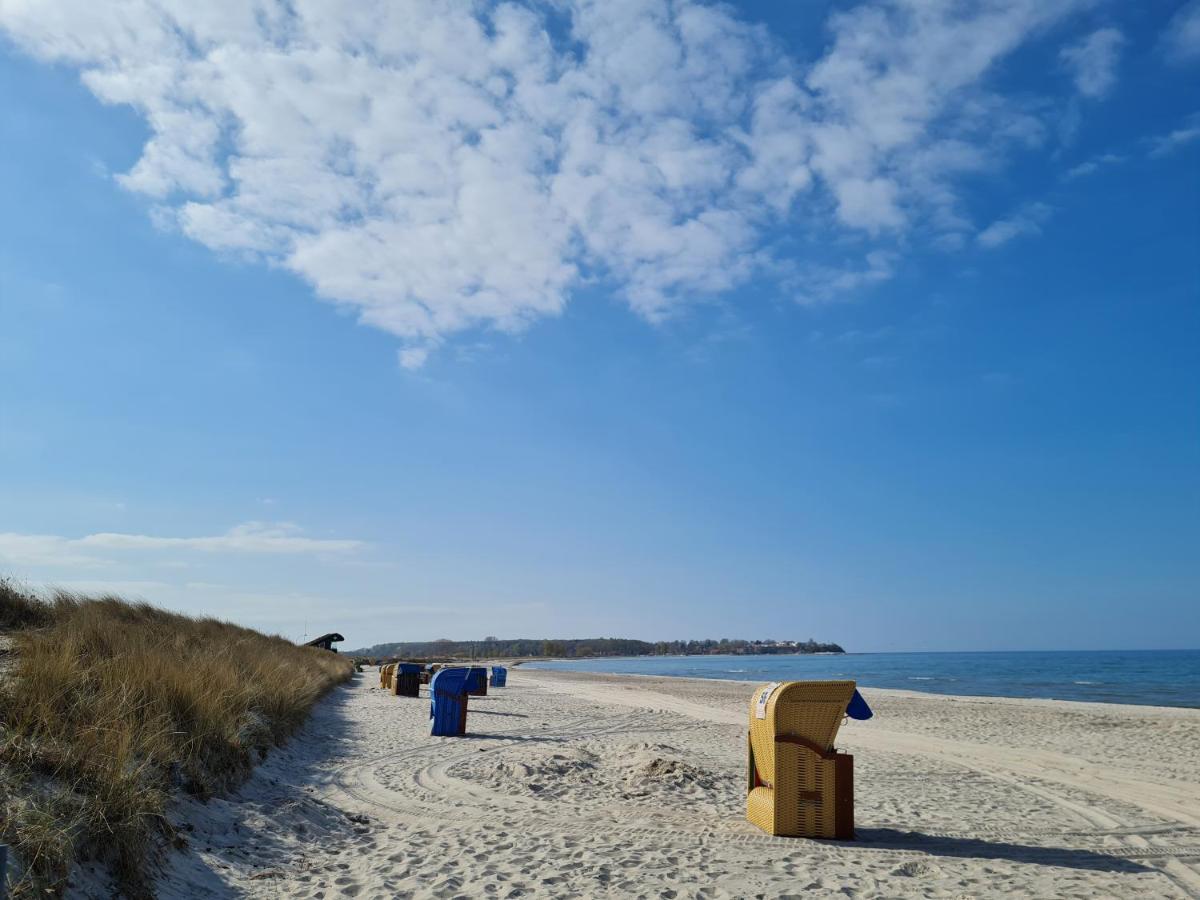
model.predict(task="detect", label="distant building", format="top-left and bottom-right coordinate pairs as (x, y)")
top-left (303, 632), bottom-right (344, 652)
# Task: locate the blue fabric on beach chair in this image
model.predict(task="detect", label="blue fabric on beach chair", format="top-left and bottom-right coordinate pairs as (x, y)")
top-left (846, 689), bottom-right (873, 720)
top-left (490, 666), bottom-right (507, 687)
top-left (393, 662), bottom-right (423, 697)
top-left (465, 666), bottom-right (489, 696)
top-left (430, 667), bottom-right (470, 736)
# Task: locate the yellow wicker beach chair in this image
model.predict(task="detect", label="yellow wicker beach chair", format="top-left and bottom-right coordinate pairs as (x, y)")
top-left (380, 663), bottom-right (396, 690)
top-left (746, 680), bottom-right (857, 839)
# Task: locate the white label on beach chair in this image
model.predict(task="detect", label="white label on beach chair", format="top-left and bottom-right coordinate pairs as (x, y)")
top-left (755, 682), bottom-right (781, 719)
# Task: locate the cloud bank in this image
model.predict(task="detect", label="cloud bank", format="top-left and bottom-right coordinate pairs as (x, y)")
top-left (0, 522), bottom-right (364, 568)
top-left (1, 0), bottom-right (1097, 364)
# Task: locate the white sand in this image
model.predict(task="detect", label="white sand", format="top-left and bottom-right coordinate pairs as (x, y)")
top-left (142, 668), bottom-right (1200, 899)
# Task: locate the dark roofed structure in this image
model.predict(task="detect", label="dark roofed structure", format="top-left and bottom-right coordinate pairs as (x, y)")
top-left (303, 632), bottom-right (345, 652)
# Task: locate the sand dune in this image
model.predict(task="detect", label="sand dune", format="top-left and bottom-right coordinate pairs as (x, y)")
top-left (140, 668), bottom-right (1200, 899)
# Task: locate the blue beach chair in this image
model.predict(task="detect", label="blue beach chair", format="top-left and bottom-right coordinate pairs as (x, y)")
top-left (393, 662), bottom-right (422, 697)
top-left (465, 666), bottom-right (489, 696)
top-left (430, 667), bottom-right (470, 736)
top-left (490, 665), bottom-right (507, 687)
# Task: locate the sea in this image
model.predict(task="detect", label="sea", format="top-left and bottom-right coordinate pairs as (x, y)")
top-left (525, 649), bottom-right (1200, 708)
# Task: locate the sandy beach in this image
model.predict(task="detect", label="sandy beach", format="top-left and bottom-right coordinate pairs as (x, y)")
top-left (146, 668), bottom-right (1200, 899)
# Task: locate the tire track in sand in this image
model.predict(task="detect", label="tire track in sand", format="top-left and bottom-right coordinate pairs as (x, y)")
top-left (523, 677), bottom-right (1200, 896)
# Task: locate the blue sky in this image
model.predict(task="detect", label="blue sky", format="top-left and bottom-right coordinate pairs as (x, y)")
top-left (1, 0), bottom-right (1197, 652)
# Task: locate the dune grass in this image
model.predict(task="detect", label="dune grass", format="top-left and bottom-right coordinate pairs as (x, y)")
top-left (0, 578), bottom-right (354, 897)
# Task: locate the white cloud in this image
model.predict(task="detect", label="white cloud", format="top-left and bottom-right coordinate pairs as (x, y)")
top-left (796, 251), bottom-right (898, 304)
top-left (80, 521), bottom-right (364, 554)
top-left (0, 533), bottom-right (109, 568)
top-left (977, 202), bottom-right (1053, 248)
top-left (48, 579), bottom-right (174, 596)
top-left (0, 522), bottom-right (363, 568)
top-left (397, 346), bottom-right (431, 371)
top-left (1064, 152), bottom-right (1125, 179)
top-left (1162, 1), bottom-right (1200, 66)
top-left (803, 0), bottom-right (1081, 237)
top-left (1146, 113), bottom-right (1200, 158)
top-left (0, 0), bottom-right (1096, 360)
top-left (1060, 28), bottom-right (1125, 98)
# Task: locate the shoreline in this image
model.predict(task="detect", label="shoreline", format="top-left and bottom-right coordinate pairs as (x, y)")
top-left (524, 668), bottom-right (1200, 716)
top-left (521, 650), bottom-right (1200, 710)
top-left (146, 667), bottom-right (1200, 899)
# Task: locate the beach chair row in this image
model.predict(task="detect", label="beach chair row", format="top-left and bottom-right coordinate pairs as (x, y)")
top-left (378, 663), bottom-right (506, 699)
top-left (380, 662), bottom-right (870, 841)
top-left (425, 666), bottom-right (509, 735)
top-left (377, 663), bottom-right (507, 737)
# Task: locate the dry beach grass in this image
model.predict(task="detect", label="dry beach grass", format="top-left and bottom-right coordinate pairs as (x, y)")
top-left (0, 579), bottom-right (353, 897)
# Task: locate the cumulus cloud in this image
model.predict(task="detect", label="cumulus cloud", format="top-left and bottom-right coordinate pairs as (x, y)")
top-left (1060, 28), bottom-right (1125, 98)
top-left (1162, 1), bottom-right (1200, 65)
top-left (0, 0), bottom-right (1096, 362)
top-left (977, 202), bottom-right (1053, 248)
top-left (0, 522), bottom-right (363, 568)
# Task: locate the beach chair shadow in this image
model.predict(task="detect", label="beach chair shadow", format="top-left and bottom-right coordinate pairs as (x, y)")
top-left (856, 827), bottom-right (1155, 874)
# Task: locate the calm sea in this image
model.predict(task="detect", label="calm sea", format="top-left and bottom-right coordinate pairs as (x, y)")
top-left (525, 650), bottom-right (1200, 708)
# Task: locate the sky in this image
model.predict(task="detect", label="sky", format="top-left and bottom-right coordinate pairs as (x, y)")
top-left (0, 0), bottom-right (1197, 653)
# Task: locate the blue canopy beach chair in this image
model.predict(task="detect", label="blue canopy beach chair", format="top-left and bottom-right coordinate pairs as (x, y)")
top-left (430, 667), bottom-right (470, 736)
top-left (490, 665), bottom-right (507, 687)
top-left (393, 662), bottom-right (422, 697)
top-left (465, 666), bottom-right (489, 696)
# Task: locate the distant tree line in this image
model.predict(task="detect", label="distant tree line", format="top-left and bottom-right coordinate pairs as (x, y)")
top-left (345, 636), bottom-right (844, 659)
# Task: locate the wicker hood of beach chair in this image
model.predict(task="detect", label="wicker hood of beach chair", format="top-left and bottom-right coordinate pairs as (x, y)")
top-left (379, 663), bottom-right (397, 690)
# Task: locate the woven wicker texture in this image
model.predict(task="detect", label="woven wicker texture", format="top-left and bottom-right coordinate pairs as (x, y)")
top-left (379, 663), bottom-right (396, 690)
top-left (746, 680), bottom-right (856, 838)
